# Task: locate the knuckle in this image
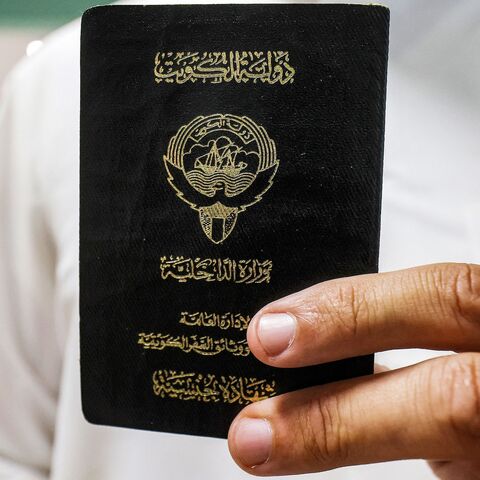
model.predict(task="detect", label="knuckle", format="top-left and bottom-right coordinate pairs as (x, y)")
top-left (295, 394), bottom-right (349, 467)
top-left (335, 283), bottom-right (364, 337)
top-left (427, 263), bottom-right (480, 327)
top-left (305, 280), bottom-right (371, 339)
top-left (436, 353), bottom-right (480, 441)
top-left (448, 263), bottom-right (480, 326)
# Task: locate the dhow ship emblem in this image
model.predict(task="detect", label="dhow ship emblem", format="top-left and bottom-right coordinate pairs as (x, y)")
top-left (163, 113), bottom-right (279, 243)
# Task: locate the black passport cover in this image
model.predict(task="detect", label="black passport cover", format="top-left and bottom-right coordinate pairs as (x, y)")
top-left (80, 4), bottom-right (389, 439)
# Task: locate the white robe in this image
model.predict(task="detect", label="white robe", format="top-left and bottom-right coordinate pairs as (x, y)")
top-left (0, 0), bottom-right (479, 478)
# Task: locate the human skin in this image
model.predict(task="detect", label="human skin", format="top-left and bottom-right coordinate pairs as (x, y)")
top-left (227, 263), bottom-right (480, 479)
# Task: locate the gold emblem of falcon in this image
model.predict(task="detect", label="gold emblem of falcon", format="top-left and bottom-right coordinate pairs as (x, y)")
top-left (163, 113), bottom-right (279, 243)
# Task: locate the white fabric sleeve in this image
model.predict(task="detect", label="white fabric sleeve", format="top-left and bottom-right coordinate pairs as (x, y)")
top-left (0, 62), bottom-right (61, 480)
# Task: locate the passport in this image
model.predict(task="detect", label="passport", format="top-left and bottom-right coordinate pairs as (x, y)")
top-left (80, 3), bottom-right (389, 438)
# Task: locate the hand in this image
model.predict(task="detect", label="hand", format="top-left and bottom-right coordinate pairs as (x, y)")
top-left (227, 263), bottom-right (480, 479)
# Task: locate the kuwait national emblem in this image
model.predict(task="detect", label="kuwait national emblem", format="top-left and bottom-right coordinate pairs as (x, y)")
top-left (163, 113), bottom-right (279, 243)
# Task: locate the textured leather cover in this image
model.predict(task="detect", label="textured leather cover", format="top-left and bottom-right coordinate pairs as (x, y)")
top-left (80, 4), bottom-right (389, 438)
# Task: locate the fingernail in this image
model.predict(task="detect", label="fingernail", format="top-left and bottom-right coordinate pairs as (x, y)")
top-left (233, 418), bottom-right (272, 467)
top-left (257, 313), bottom-right (296, 356)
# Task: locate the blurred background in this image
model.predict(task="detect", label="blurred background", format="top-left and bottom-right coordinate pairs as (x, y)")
top-left (0, 1), bottom-right (100, 84)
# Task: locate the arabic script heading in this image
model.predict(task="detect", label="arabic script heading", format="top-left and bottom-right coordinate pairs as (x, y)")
top-left (154, 51), bottom-right (295, 85)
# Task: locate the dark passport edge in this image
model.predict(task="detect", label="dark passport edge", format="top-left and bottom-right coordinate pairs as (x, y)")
top-left (80, 2), bottom-right (390, 21)
top-left (374, 8), bottom-right (390, 276)
top-left (79, 3), bottom-right (389, 439)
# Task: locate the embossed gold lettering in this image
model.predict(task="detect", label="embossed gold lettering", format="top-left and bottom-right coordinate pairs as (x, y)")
top-left (154, 51), bottom-right (295, 85)
top-left (179, 311), bottom-right (251, 331)
top-left (138, 332), bottom-right (250, 357)
top-left (159, 256), bottom-right (272, 284)
top-left (152, 368), bottom-right (277, 404)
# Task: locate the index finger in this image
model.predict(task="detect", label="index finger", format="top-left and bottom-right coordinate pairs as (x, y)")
top-left (247, 263), bottom-right (480, 367)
